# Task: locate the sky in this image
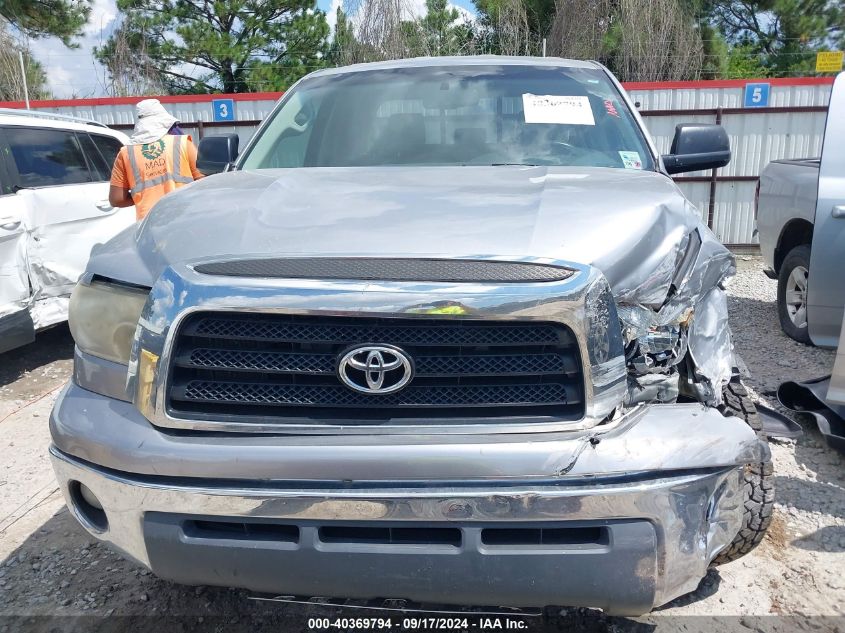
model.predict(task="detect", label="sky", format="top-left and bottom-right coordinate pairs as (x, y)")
top-left (27, 0), bottom-right (477, 99)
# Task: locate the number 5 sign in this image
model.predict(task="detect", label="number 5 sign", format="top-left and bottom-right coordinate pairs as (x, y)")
top-left (212, 98), bottom-right (235, 122)
top-left (744, 83), bottom-right (770, 108)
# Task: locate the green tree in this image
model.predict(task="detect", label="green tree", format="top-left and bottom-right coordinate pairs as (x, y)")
top-left (708, 0), bottom-right (844, 75)
top-left (725, 43), bottom-right (770, 77)
top-left (327, 6), bottom-right (357, 65)
top-left (245, 9), bottom-right (330, 91)
top-left (96, 0), bottom-right (330, 94)
top-left (696, 26), bottom-right (730, 78)
top-left (401, 0), bottom-right (479, 57)
top-left (471, 0), bottom-right (530, 55)
top-left (0, 0), bottom-right (91, 46)
top-left (417, 0), bottom-right (461, 55)
top-left (0, 25), bottom-right (51, 100)
top-left (679, 1), bottom-right (731, 78)
top-left (473, 0), bottom-right (553, 53)
top-left (547, 0), bottom-right (705, 81)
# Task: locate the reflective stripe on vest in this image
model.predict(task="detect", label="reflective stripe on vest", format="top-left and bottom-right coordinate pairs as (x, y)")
top-left (127, 136), bottom-right (194, 193)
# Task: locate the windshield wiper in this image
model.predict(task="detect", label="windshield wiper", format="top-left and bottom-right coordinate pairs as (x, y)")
top-left (490, 163), bottom-right (539, 167)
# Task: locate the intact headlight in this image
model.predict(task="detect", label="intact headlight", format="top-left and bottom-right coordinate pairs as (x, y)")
top-left (69, 278), bottom-right (149, 365)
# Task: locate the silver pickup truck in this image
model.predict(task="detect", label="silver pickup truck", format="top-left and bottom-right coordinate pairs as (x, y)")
top-left (757, 159), bottom-right (819, 343)
top-left (757, 72), bottom-right (845, 347)
top-left (50, 57), bottom-right (772, 615)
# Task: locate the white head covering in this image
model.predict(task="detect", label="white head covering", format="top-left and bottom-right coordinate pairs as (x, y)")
top-left (129, 99), bottom-right (178, 145)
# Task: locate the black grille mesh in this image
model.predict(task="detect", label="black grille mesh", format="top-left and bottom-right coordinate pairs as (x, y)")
top-left (190, 318), bottom-right (561, 346)
top-left (182, 348), bottom-right (572, 377)
top-left (187, 349), bottom-right (334, 374)
top-left (179, 381), bottom-right (571, 408)
top-left (167, 313), bottom-right (584, 424)
top-left (193, 257), bottom-right (575, 283)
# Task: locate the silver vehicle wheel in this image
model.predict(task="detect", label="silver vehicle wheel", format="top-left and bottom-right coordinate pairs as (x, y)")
top-left (784, 265), bottom-right (809, 328)
top-left (777, 245), bottom-right (813, 345)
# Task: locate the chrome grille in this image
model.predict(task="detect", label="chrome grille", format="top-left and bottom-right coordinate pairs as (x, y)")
top-left (167, 313), bottom-right (584, 424)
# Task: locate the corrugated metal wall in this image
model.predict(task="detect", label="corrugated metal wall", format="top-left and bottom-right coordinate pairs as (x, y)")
top-left (3, 78), bottom-right (833, 245)
top-left (15, 97), bottom-right (279, 147)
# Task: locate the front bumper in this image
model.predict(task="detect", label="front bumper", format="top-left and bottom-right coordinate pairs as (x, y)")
top-left (50, 383), bottom-right (769, 616)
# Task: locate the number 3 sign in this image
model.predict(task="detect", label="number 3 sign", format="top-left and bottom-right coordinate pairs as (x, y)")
top-left (744, 83), bottom-right (770, 108)
top-left (212, 98), bottom-right (235, 122)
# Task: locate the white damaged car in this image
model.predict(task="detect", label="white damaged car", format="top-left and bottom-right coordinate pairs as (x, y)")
top-left (0, 109), bottom-right (135, 353)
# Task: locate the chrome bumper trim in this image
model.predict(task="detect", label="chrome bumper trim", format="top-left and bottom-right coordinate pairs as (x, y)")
top-left (51, 446), bottom-right (744, 613)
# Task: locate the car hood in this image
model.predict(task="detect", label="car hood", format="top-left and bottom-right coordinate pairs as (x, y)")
top-left (90, 165), bottom-right (724, 304)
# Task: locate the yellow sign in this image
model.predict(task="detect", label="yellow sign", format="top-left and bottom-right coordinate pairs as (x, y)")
top-left (816, 51), bottom-right (844, 72)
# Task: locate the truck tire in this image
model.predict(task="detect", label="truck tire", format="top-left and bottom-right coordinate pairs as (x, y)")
top-left (713, 380), bottom-right (774, 565)
top-left (777, 244), bottom-right (812, 345)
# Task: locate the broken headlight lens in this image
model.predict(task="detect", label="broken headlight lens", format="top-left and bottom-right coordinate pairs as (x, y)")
top-left (586, 276), bottom-right (625, 368)
top-left (69, 278), bottom-right (149, 365)
top-left (585, 275), bottom-right (627, 418)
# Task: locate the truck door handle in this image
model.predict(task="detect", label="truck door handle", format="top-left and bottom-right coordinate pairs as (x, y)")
top-left (832, 205), bottom-right (845, 219)
top-left (95, 200), bottom-right (115, 212)
top-left (0, 217), bottom-right (21, 230)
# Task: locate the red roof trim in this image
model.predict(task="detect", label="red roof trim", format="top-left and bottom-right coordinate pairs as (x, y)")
top-left (0, 92), bottom-right (284, 109)
top-left (622, 76), bottom-right (835, 90)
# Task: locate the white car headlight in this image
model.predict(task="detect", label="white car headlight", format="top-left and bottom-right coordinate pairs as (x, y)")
top-left (69, 278), bottom-right (149, 365)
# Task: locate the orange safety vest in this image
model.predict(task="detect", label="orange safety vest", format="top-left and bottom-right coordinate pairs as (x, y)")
top-left (123, 135), bottom-right (196, 220)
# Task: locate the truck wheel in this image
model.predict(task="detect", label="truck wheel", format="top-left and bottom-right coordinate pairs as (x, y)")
top-left (777, 245), bottom-right (812, 345)
top-left (713, 380), bottom-right (774, 565)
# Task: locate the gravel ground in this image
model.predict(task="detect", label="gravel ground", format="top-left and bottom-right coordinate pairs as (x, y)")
top-left (0, 256), bottom-right (842, 633)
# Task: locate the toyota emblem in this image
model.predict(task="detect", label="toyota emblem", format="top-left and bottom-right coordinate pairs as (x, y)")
top-left (337, 345), bottom-right (414, 394)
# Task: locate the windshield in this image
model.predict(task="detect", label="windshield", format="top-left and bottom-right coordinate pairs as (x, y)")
top-left (240, 65), bottom-right (654, 171)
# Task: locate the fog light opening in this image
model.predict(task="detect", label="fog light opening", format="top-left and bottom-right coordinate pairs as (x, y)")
top-left (68, 480), bottom-right (108, 533)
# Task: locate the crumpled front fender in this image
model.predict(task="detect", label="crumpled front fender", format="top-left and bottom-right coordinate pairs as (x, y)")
top-left (611, 210), bottom-right (736, 406)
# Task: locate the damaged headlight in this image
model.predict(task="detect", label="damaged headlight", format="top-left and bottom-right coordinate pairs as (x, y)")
top-left (628, 321), bottom-right (690, 373)
top-left (585, 275), bottom-right (627, 418)
top-left (586, 278), bottom-right (625, 368)
top-left (69, 277), bottom-right (149, 365)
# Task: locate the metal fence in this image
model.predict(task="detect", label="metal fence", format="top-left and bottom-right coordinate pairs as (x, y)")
top-left (0, 76), bottom-right (834, 245)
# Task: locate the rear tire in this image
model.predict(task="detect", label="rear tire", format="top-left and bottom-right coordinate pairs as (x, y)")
top-left (777, 245), bottom-right (812, 345)
top-left (712, 380), bottom-right (774, 565)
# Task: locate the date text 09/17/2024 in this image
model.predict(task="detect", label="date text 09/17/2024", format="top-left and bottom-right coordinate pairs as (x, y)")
top-left (307, 617), bottom-right (531, 630)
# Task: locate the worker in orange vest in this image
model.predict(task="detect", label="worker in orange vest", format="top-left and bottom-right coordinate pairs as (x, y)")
top-left (109, 99), bottom-right (204, 221)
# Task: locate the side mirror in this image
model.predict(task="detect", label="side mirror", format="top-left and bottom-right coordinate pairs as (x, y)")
top-left (662, 124), bottom-right (730, 175)
top-left (197, 134), bottom-right (239, 175)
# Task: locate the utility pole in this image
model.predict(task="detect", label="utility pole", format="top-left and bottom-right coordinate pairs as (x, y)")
top-left (542, 38), bottom-right (547, 57)
top-left (18, 51), bottom-right (30, 109)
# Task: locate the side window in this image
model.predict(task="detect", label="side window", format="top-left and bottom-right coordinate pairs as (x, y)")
top-left (89, 134), bottom-right (124, 169)
top-left (5, 127), bottom-right (93, 187)
top-left (76, 133), bottom-right (111, 181)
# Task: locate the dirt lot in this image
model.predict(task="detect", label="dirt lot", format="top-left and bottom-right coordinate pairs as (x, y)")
top-left (1, 256), bottom-right (843, 633)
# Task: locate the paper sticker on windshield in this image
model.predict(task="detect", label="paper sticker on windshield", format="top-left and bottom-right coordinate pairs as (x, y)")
top-left (522, 94), bottom-right (595, 126)
top-left (619, 151), bottom-right (643, 169)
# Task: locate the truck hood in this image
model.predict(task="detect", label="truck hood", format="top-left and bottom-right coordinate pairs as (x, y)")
top-left (91, 165), bottom-right (722, 305)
